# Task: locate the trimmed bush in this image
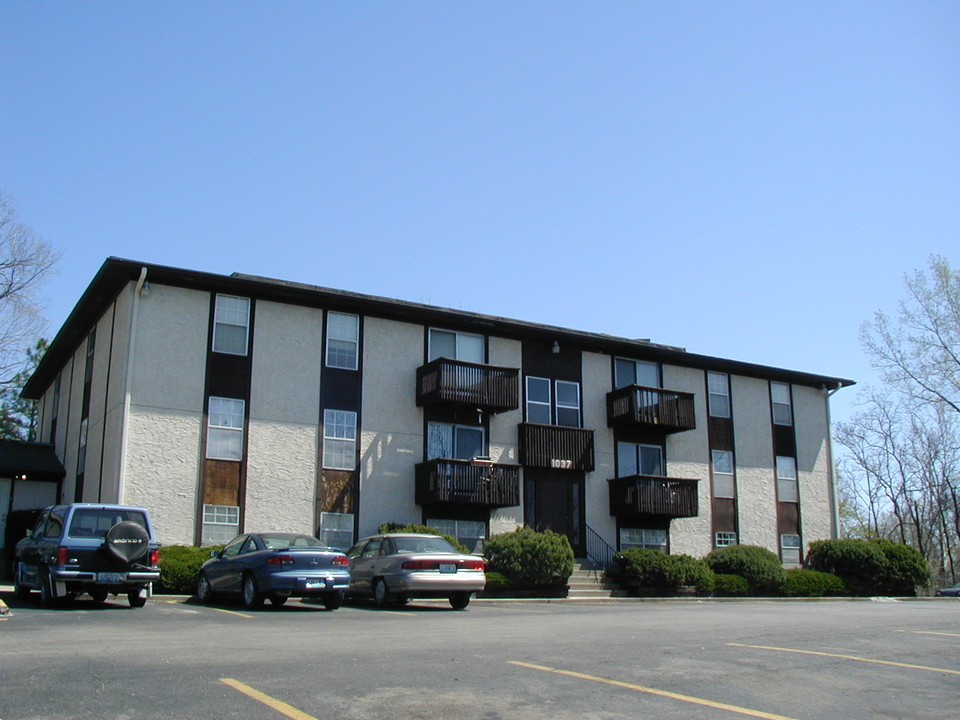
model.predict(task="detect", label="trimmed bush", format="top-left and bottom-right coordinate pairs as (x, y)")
top-left (806, 538), bottom-right (929, 596)
top-left (704, 544), bottom-right (785, 595)
top-left (484, 527), bottom-right (574, 586)
top-left (156, 545), bottom-right (220, 594)
top-left (377, 523), bottom-right (470, 554)
top-left (612, 549), bottom-right (715, 594)
top-left (483, 571), bottom-right (510, 590)
top-left (713, 573), bottom-right (750, 597)
top-left (782, 568), bottom-right (846, 597)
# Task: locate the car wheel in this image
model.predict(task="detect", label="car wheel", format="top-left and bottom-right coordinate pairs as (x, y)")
top-left (39, 567), bottom-right (56, 607)
top-left (372, 578), bottom-right (391, 608)
top-left (322, 591), bottom-right (344, 610)
top-left (90, 590), bottom-right (109, 603)
top-left (197, 573), bottom-right (213, 605)
top-left (269, 595), bottom-right (288, 607)
top-left (128, 589), bottom-right (147, 608)
top-left (242, 574), bottom-right (264, 609)
top-left (13, 563), bottom-right (31, 600)
top-left (449, 592), bottom-right (471, 610)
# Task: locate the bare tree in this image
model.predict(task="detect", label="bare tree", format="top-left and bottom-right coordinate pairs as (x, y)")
top-left (0, 192), bottom-right (59, 383)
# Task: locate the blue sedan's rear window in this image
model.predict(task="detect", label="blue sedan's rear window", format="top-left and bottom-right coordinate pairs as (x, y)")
top-left (261, 533), bottom-right (325, 549)
top-left (68, 509), bottom-right (149, 538)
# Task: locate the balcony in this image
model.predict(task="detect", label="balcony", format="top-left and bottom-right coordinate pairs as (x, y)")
top-left (415, 458), bottom-right (520, 508)
top-left (609, 475), bottom-right (699, 518)
top-left (606, 385), bottom-right (696, 434)
top-left (518, 423), bottom-right (595, 472)
top-left (416, 358), bottom-right (519, 414)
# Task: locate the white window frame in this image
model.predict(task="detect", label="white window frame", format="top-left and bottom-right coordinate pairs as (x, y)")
top-left (707, 372), bottom-right (731, 419)
top-left (323, 409), bottom-right (357, 470)
top-left (554, 380), bottom-right (581, 428)
top-left (781, 533), bottom-right (802, 564)
top-left (426, 422), bottom-right (485, 461)
top-left (427, 518), bottom-right (486, 554)
top-left (620, 527), bottom-right (667, 552)
top-left (525, 376), bottom-right (552, 424)
top-left (201, 504), bottom-right (240, 546)
top-left (614, 358), bottom-right (659, 389)
top-left (318, 511), bottom-right (354, 550)
top-left (712, 449), bottom-right (735, 498)
top-left (715, 531), bottom-right (738, 548)
top-left (617, 442), bottom-right (663, 478)
top-left (325, 312), bottom-right (359, 370)
top-left (212, 294), bottom-right (250, 356)
top-left (206, 397), bottom-right (245, 460)
top-left (776, 455), bottom-right (798, 503)
top-left (428, 328), bottom-right (485, 363)
top-left (771, 382), bottom-right (793, 426)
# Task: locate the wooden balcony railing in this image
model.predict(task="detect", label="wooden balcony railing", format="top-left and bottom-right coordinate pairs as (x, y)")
top-left (415, 458), bottom-right (521, 508)
top-left (518, 423), bottom-right (595, 472)
top-left (606, 385), bottom-right (696, 433)
top-left (608, 475), bottom-right (699, 518)
top-left (416, 358), bottom-right (519, 414)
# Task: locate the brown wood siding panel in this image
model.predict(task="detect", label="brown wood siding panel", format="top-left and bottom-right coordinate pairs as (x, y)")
top-left (712, 498), bottom-right (737, 532)
top-left (318, 470), bottom-right (355, 514)
top-left (778, 502), bottom-right (799, 534)
top-left (202, 459), bottom-right (242, 505)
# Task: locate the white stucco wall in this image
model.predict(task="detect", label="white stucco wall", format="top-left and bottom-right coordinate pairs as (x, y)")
top-left (732, 375), bottom-right (778, 550)
top-left (488, 336), bottom-right (523, 536)
top-left (794, 385), bottom-right (835, 546)
top-left (358, 316), bottom-right (423, 537)
top-left (582, 351), bottom-right (616, 546)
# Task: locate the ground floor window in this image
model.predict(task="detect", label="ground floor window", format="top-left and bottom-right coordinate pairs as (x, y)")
top-left (201, 504), bottom-right (240, 545)
top-left (715, 531), bottom-right (737, 548)
top-left (781, 533), bottom-right (802, 563)
top-left (318, 511), bottom-right (354, 550)
top-left (620, 527), bottom-right (667, 552)
top-left (427, 518), bottom-right (486, 554)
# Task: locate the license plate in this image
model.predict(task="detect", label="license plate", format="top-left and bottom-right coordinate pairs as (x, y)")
top-left (97, 573), bottom-right (126, 583)
top-left (305, 578), bottom-right (329, 589)
top-left (438, 563), bottom-right (457, 574)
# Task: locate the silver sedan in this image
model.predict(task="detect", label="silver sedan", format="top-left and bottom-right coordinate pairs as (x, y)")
top-left (346, 533), bottom-right (486, 609)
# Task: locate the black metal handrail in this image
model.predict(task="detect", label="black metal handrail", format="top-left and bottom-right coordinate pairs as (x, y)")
top-left (585, 524), bottom-right (617, 572)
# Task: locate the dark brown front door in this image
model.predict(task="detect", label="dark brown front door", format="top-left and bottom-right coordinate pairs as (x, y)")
top-left (525, 470), bottom-right (584, 556)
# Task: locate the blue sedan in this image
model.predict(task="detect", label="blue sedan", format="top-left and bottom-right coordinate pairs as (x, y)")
top-left (197, 532), bottom-right (351, 610)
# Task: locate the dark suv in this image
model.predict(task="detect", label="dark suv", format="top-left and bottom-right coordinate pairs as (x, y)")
top-left (13, 503), bottom-right (161, 607)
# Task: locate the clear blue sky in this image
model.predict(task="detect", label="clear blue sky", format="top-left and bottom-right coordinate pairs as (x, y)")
top-left (2, 2), bottom-right (958, 426)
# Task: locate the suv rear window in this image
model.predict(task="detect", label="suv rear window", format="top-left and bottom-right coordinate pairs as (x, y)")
top-left (67, 509), bottom-right (150, 538)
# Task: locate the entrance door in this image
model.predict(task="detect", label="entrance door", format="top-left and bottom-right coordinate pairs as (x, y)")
top-left (525, 471), bottom-right (584, 556)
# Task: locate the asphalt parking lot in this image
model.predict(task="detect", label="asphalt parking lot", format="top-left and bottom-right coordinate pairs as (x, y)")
top-left (1, 590), bottom-right (957, 720)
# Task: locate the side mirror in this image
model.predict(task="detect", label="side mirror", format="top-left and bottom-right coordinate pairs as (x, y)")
top-left (209, 549), bottom-right (219, 558)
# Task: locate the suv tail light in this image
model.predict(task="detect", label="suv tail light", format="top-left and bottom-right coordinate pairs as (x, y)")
top-left (267, 555), bottom-right (295, 566)
top-left (148, 548), bottom-right (160, 567)
top-left (56, 547), bottom-right (69, 566)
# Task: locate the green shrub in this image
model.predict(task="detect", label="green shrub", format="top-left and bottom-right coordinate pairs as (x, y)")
top-left (483, 527), bottom-right (574, 586)
top-left (781, 568), bottom-right (846, 597)
top-left (377, 523), bottom-right (469, 554)
top-left (704, 545), bottom-right (785, 595)
top-left (483, 571), bottom-right (510, 590)
top-left (612, 549), bottom-right (715, 594)
top-left (807, 538), bottom-right (929, 596)
top-left (156, 545), bottom-right (220, 594)
top-left (713, 573), bottom-right (750, 597)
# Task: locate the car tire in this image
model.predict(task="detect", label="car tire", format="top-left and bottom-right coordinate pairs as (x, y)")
top-left (13, 563), bottom-right (31, 600)
top-left (197, 572), bottom-right (213, 605)
top-left (372, 578), bottom-right (391, 608)
top-left (449, 592), bottom-right (471, 610)
top-left (322, 591), bottom-right (344, 610)
top-left (269, 595), bottom-right (288, 608)
top-left (90, 590), bottom-right (109, 603)
top-left (242, 574), bottom-right (264, 609)
top-left (128, 589), bottom-right (147, 608)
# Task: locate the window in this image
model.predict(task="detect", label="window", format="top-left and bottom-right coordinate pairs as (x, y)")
top-left (615, 358), bottom-right (658, 389)
top-left (712, 449), bottom-right (735, 498)
top-left (715, 531), bottom-right (738, 548)
top-left (617, 442), bottom-right (663, 477)
top-left (212, 294), bottom-right (250, 355)
top-left (620, 528), bottom-right (667, 552)
top-left (427, 518), bottom-right (486, 553)
top-left (776, 455), bottom-right (798, 503)
top-left (318, 512), bottom-right (354, 550)
top-left (202, 504), bottom-right (240, 545)
top-left (428, 328), bottom-right (484, 363)
top-left (771, 382), bottom-right (792, 426)
top-left (326, 312), bottom-right (359, 370)
top-left (707, 372), bottom-right (730, 418)
top-left (323, 409), bottom-right (357, 470)
top-left (525, 376), bottom-right (552, 424)
top-left (207, 397), bottom-right (245, 460)
top-left (555, 380), bottom-right (581, 427)
top-left (781, 533), bottom-right (802, 564)
top-left (427, 422), bottom-right (484, 460)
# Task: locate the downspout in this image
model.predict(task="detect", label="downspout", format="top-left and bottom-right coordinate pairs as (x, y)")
top-left (823, 382), bottom-right (844, 539)
top-left (117, 267), bottom-right (148, 504)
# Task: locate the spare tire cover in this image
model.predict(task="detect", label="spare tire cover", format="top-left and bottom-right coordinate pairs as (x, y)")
top-left (104, 521), bottom-right (150, 564)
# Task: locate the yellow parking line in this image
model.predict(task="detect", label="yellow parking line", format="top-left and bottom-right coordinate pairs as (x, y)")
top-left (220, 678), bottom-right (318, 720)
top-left (207, 607), bottom-right (255, 619)
top-left (728, 643), bottom-right (960, 676)
top-left (898, 630), bottom-right (960, 638)
top-left (508, 661), bottom-right (800, 720)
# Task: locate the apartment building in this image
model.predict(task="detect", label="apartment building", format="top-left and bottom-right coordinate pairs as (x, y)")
top-left (17, 258), bottom-right (853, 565)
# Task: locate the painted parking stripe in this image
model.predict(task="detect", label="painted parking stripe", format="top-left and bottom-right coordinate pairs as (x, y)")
top-left (221, 678), bottom-right (318, 720)
top-left (508, 661), bottom-right (800, 720)
top-left (206, 607), bottom-right (256, 619)
top-left (728, 643), bottom-right (960, 676)
top-left (898, 630), bottom-right (960, 638)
